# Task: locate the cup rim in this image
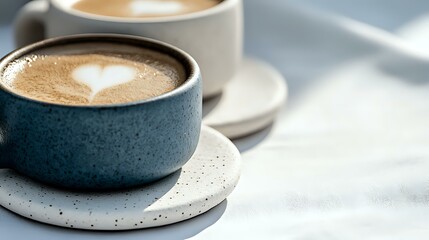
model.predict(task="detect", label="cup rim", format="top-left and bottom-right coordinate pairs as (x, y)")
top-left (50, 0), bottom-right (239, 23)
top-left (0, 34), bottom-right (200, 109)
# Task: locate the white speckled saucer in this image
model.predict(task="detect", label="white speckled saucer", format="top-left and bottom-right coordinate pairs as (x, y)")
top-left (0, 126), bottom-right (241, 231)
top-left (203, 58), bottom-right (288, 139)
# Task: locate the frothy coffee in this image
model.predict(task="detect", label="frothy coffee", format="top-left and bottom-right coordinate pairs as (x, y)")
top-left (0, 43), bottom-right (186, 106)
top-left (72, 0), bottom-right (223, 18)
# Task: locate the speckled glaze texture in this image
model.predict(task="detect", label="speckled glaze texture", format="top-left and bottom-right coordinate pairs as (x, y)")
top-left (0, 126), bottom-right (241, 230)
top-left (0, 35), bottom-right (202, 190)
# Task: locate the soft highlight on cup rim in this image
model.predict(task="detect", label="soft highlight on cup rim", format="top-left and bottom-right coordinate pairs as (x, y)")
top-left (50, 0), bottom-right (239, 23)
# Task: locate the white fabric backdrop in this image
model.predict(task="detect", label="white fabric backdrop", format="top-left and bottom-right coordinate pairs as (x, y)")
top-left (1, 0), bottom-right (429, 239)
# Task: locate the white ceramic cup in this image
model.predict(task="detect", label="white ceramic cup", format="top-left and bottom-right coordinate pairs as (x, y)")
top-left (14, 0), bottom-right (243, 98)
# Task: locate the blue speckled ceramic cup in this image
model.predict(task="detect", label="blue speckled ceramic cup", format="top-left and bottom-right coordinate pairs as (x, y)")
top-left (0, 34), bottom-right (202, 190)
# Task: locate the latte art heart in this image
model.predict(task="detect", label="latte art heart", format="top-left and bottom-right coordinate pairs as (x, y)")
top-left (3, 45), bottom-right (186, 106)
top-left (72, 64), bottom-right (137, 101)
top-left (130, 0), bottom-right (184, 16)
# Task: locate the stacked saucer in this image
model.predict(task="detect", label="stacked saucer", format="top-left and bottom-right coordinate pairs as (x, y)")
top-left (203, 58), bottom-right (287, 139)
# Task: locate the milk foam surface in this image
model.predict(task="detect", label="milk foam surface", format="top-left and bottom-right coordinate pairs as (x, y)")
top-left (72, 0), bottom-right (222, 18)
top-left (0, 43), bottom-right (186, 106)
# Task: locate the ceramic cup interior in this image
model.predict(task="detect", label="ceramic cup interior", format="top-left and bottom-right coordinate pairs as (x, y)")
top-left (51, 0), bottom-right (234, 22)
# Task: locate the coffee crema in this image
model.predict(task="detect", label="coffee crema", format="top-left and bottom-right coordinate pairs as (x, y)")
top-left (72, 0), bottom-right (223, 18)
top-left (0, 43), bottom-right (186, 106)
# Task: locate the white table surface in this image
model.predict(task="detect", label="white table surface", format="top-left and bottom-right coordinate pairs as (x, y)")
top-left (2, 1), bottom-right (429, 239)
